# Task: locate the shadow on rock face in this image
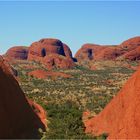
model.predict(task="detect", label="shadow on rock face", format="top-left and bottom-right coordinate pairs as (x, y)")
top-left (0, 57), bottom-right (46, 139)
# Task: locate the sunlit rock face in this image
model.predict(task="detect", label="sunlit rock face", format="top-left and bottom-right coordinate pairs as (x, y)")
top-left (75, 36), bottom-right (140, 61)
top-left (5, 46), bottom-right (28, 60)
top-left (84, 67), bottom-right (140, 139)
top-left (28, 38), bottom-right (75, 69)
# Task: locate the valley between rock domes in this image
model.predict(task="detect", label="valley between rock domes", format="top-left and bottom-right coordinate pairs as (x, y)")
top-left (2, 36), bottom-right (140, 139)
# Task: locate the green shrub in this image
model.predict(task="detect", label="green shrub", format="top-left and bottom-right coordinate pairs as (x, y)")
top-left (42, 101), bottom-right (93, 139)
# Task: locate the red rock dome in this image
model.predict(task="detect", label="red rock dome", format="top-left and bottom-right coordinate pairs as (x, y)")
top-left (63, 43), bottom-right (73, 58)
top-left (75, 37), bottom-right (140, 61)
top-left (75, 44), bottom-right (106, 62)
top-left (43, 54), bottom-right (75, 69)
top-left (84, 68), bottom-right (140, 139)
top-left (28, 38), bottom-right (71, 59)
top-left (5, 46), bottom-right (28, 60)
top-left (75, 44), bottom-right (117, 61)
top-left (0, 56), bottom-right (46, 139)
top-left (95, 46), bottom-right (123, 60)
top-left (28, 38), bottom-right (75, 69)
top-left (120, 36), bottom-right (140, 49)
top-left (121, 46), bottom-right (140, 60)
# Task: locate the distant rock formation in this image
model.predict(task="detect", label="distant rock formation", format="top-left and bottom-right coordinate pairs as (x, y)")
top-left (4, 38), bottom-right (75, 69)
top-left (63, 43), bottom-right (73, 58)
top-left (5, 46), bottom-right (28, 60)
top-left (28, 38), bottom-right (75, 69)
top-left (4, 36), bottom-right (140, 67)
top-left (0, 56), bottom-right (46, 139)
top-left (84, 67), bottom-right (140, 139)
top-left (75, 44), bottom-right (107, 62)
top-left (120, 36), bottom-right (140, 48)
top-left (75, 36), bottom-right (140, 61)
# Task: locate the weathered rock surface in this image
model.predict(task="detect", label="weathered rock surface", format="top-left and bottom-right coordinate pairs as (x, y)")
top-left (75, 44), bottom-right (106, 62)
top-left (28, 39), bottom-right (64, 59)
top-left (0, 56), bottom-right (18, 77)
top-left (75, 36), bottom-right (140, 61)
top-left (63, 43), bottom-right (73, 58)
top-left (4, 36), bottom-right (140, 67)
top-left (120, 36), bottom-right (140, 49)
top-left (121, 46), bottom-right (140, 60)
top-left (0, 56), bottom-right (46, 139)
top-left (84, 68), bottom-right (140, 139)
top-left (5, 46), bottom-right (28, 60)
top-left (28, 38), bottom-right (75, 69)
top-left (4, 38), bottom-right (75, 69)
top-left (28, 99), bottom-right (47, 128)
top-left (42, 54), bottom-right (75, 69)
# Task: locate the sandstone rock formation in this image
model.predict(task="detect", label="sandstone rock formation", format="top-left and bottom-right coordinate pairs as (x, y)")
top-left (0, 56), bottom-right (18, 77)
top-left (120, 36), bottom-right (140, 49)
top-left (28, 38), bottom-right (75, 69)
top-left (0, 56), bottom-right (46, 139)
top-left (75, 36), bottom-right (140, 61)
top-left (63, 43), bottom-right (73, 58)
top-left (84, 68), bottom-right (140, 139)
top-left (42, 54), bottom-right (75, 69)
top-left (5, 46), bottom-right (28, 60)
top-left (121, 46), bottom-right (140, 60)
top-left (28, 99), bottom-right (47, 128)
top-left (4, 38), bottom-right (75, 69)
top-left (28, 69), bottom-right (72, 79)
top-left (5, 36), bottom-right (140, 67)
top-left (75, 44), bottom-right (106, 62)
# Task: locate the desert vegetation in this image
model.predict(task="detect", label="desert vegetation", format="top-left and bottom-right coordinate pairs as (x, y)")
top-left (9, 59), bottom-right (137, 139)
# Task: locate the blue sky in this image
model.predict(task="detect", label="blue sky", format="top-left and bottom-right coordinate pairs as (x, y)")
top-left (0, 1), bottom-right (140, 55)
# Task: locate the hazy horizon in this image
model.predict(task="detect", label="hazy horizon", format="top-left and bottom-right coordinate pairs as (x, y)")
top-left (0, 1), bottom-right (140, 55)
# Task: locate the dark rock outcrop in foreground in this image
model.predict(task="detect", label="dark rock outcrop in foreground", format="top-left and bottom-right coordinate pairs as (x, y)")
top-left (75, 36), bottom-right (140, 62)
top-left (84, 68), bottom-right (140, 139)
top-left (0, 56), bottom-right (46, 139)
